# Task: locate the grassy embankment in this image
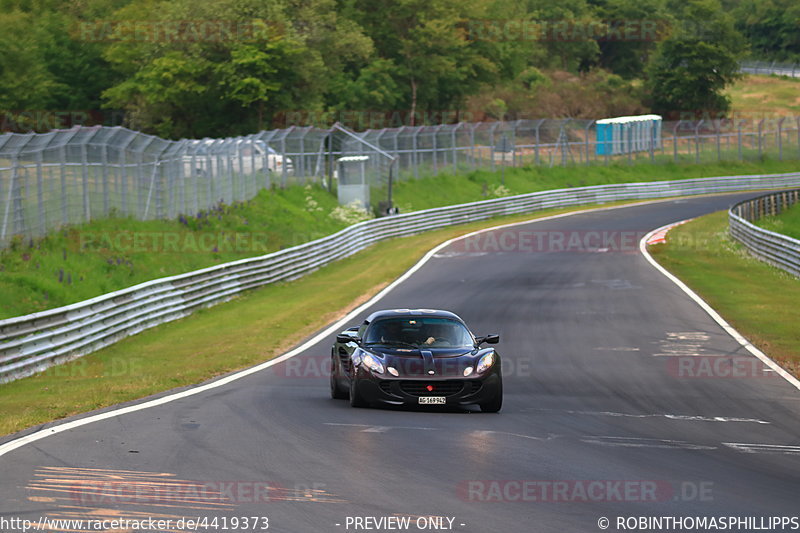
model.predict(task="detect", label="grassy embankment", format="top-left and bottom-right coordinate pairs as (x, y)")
top-left (3, 158), bottom-right (799, 319)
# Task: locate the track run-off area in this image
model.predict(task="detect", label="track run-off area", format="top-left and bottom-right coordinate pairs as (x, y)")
top-left (0, 192), bottom-right (798, 533)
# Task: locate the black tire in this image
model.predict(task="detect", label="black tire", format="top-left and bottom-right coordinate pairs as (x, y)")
top-left (330, 356), bottom-right (348, 400)
top-left (349, 373), bottom-right (369, 408)
top-left (480, 381), bottom-right (503, 413)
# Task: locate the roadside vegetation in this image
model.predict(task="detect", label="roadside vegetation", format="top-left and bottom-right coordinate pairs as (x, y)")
top-left (727, 74), bottom-right (800, 117)
top-left (649, 211), bottom-right (800, 378)
top-left (755, 201), bottom-right (800, 240)
top-left (3, 158), bottom-right (800, 319)
top-left (3, 0), bottom-right (796, 137)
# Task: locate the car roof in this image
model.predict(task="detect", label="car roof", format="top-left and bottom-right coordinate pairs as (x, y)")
top-left (363, 309), bottom-right (464, 325)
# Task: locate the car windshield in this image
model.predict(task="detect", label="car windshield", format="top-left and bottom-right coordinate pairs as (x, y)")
top-left (364, 317), bottom-right (474, 348)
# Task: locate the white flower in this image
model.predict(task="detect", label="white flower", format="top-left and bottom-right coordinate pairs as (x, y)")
top-left (330, 200), bottom-right (373, 224)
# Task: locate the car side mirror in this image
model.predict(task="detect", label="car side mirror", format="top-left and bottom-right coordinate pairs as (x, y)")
top-left (336, 334), bottom-right (360, 344)
top-left (476, 334), bottom-right (500, 346)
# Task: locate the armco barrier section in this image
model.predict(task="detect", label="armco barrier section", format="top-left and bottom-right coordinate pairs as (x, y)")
top-left (729, 189), bottom-right (800, 278)
top-left (2, 173), bottom-right (800, 383)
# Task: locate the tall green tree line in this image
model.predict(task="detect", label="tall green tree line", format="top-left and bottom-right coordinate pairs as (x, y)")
top-left (0, 0), bottom-right (774, 138)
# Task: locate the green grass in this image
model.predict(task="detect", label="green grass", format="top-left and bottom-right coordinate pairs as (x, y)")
top-left (727, 74), bottom-right (800, 116)
top-left (649, 211), bottom-right (800, 377)
top-left (0, 203), bottom-right (627, 436)
top-left (386, 158), bottom-right (800, 212)
top-left (0, 184), bottom-right (349, 319)
top-left (3, 158), bottom-right (800, 319)
top-left (756, 201), bottom-right (800, 240)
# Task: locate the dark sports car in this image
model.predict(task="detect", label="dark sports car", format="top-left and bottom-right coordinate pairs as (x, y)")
top-left (330, 309), bottom-right (502, 412)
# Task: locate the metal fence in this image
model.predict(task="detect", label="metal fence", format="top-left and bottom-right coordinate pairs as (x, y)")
top-left (729, 189), bottom-right (800, 278)
top-left (740, 60), bottom-right (800, 78)
top-left (2, 117), bottom-right (800, 248)
top-left (2, 172), bottom-right (800, 383)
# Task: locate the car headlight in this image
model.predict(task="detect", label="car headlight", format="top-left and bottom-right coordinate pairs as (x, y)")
top-left (463, 366), bottom-right (474, 377)
top-left (361, 353), bottom-right (385, 374)
top-left (476, 352), bottom-right (495, 374)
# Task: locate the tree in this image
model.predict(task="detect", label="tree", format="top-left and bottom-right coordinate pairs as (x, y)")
top-left (101, 0), bottom-right (371, 137)
top-left (347, 0), bottom-right (497, 125)
top-left (732, 0), bottom-right (800, 62)
top-left (645, 0), bottom-right (744, 118)
top-left (592, 0), bottom-right (669, 79)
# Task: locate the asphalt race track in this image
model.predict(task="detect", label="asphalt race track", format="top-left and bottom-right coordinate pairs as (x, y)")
top-left (1, 192), bottom-right (798, 533)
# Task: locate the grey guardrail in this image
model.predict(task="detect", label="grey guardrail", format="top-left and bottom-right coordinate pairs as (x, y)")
top-left (3, 172), bottom-right (800, 383)
top-left (729, 189), bottom-right (800, 278)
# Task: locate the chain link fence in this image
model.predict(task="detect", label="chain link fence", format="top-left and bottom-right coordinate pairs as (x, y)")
top-left (2, 117), bottom-right (799, 248)
top-left (740, 60), bottom-right (800, 78)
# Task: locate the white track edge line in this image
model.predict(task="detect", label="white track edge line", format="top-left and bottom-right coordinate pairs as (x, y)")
top-left (640, 222), bottom-right (800, 392)
top-left (0, 195), bottom-right (782, 457)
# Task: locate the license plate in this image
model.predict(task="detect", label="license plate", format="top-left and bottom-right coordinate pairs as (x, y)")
top-left (418, 396), bottom-right (446, 405)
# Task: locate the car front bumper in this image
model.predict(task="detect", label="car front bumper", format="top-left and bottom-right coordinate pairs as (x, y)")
top-left (352, 367), bottom-right (502, 407)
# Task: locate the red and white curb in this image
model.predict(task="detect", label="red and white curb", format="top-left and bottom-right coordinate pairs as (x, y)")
top-left (645, 219), bottom-right (691, 245)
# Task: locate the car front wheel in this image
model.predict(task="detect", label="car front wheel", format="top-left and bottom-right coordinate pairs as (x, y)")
top-left (479, 381), bottom-right (503, 413)
top-left (330, 356), bottom-right (348, 400)
top-left (349, 372), bottom-right (369, 408)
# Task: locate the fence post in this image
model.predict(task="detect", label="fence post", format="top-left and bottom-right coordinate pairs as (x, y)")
top-left (101, 142), bottom-right (109, 216)
top-left (59, 143), bottom-right (68, 224)
top-left (432, 125), bottom-right (439, 175)
top-left (489, 122), bottom-right (500, 172)
top-left (281, 126), bottom-right (293, 188)
top-left (778, 117), bottom-right (785, 160)
top-left (757, 119), bottom-right (764, 158)
top-left (412, 128), bottom-right (420, 179)
top-left (715, 120), bottom-right (721, 161)
top-left (585, 120), bottom-right (595, 165)
top-left (1, 157), bottom-right (18, 242)
top-left (796, 117), bottom-right (800, 158)
top-left (737, 120), bottom-right (744, 161)
top-left (673, 121), bottom-right (681, 163)
top-left (451, 123), bottom-right (461, 174)
top-left (534, 119), bottom-right (543, 166)
top-left (36, 150), bottom-right (45, 236)
top-left (694, 120), bottom-right (702, 164)
top-left (80, 139), bottom-right (90, 222)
